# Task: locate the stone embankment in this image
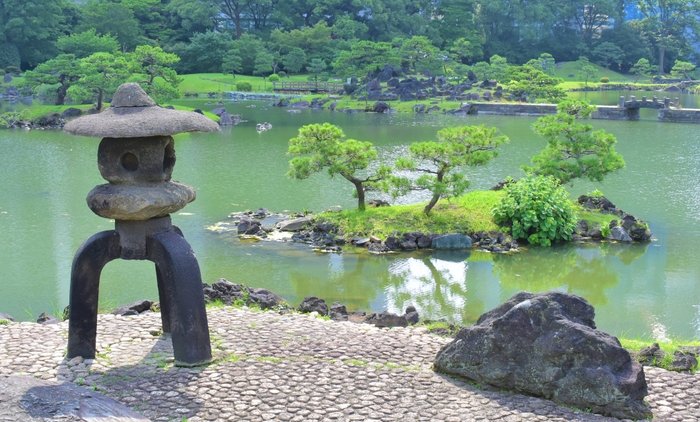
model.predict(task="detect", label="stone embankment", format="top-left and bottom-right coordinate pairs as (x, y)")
top-left (1, 306), bottom-right (699, 421)
top-left (208, 207), bottom-right (518, 255)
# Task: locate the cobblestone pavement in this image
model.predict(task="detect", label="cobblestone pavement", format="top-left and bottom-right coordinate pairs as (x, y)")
top-left (1, 308), bottom-right (698, 421)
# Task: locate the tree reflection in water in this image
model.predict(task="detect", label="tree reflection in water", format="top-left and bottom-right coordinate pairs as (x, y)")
top-left (492, 242), bottom-right (650, 307)
top-left (384, 250), bottom-right (486, 324)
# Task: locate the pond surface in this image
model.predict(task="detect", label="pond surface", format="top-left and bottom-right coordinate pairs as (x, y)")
top-left (1, 97), bottom-right (699, 341)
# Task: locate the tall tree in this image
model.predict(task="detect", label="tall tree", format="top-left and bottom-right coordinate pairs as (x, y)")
top-left (69, 52), bottom-right (132, 110)
top-left (393, 126), bottom-right (508, 215)
top-left (180, 30), bottom-right (233, 73)
top-left (568, 0), bottom-right (616, 43)
top-left (230, 33), bottom-right (266, 74)
top-left (631, 57), bottom-right (652, 82)
top-left (592, 42), bottom-right (624, 69)
top-left (78, 1), bottom-right (144, 52)
top-left (505, 65), bottom-right (566, 103)
top-left (398, 36), bottom-right (441, 74)
top-left (222, 51), bottom-right (242, 78)
top-left (57, 29), bottom-right (119, 58)
top-left (0, 0), bottom-right (67, 67)
top-left (21, 54), bottom-right (82, 105)
top-left (671, 60), bottom-right (695, 80)
top-left (282, 48), bottom-right (307, 75)
top-left (253, 50), bottom-right (275, 78)
top-left (287, 123), bottom-right (392, 211)
top-left (525, 100), bottom-right (625, 185)
top-left (206, 0), bottom-right (247, 38)
top-left (307, 58), bottom-right (326, 81)
top-left (130, 45), bottom-right (181, 102)
top-left (636, 0), bottom-right (700, 75)
top-left (332, 41), bottom-right (399, 78)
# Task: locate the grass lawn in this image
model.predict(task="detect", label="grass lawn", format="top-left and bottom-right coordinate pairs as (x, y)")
top-left (553, 61), bottom-right (635, 84)
top-left (178, 73), bottom-right (331, 95)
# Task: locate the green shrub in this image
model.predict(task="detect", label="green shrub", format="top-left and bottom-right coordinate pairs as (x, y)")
top-left (268, 74), bottom-right (280, 82)
top-left (6, 65), bottom-right (20, 75)
top-left (493, 175), bottom-right (577, 246)
top-left (235, 81), bottom-right (252, 92)
top-left (588, 189), bottom-right (604, 197)
top-left (0, 69), bottom-right (5, 76)
top-left (277, 71), bottom-right (287, 78)
top-left (600, 77), bottom-right (610, 83)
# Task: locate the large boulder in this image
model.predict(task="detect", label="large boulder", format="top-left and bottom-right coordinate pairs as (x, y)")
top-left (276, 217), bottom-right (311, 231)
top-left (112, 300), bottom-right (153, 316)
top-left (434, 291), bottom-right (651, 420)
top-left (60, 108), bottom-right (83, 119)
top-left (431, 234), bottom-right (472, 249)
top-left (610, 226), bottom-right (633, 242)
top-left (218, 112), bottom-right (234, 125)
top-left (298, 296), bottom-right (329, 316)
top-left (36, 312), bottom-right (60, 324)
top-left (365, 311), bottom-right (408, 327)
top-left (377, 65), bottom-right (395, 82)
top-left (372, 101), bottom-right (391, 113)
top-left (0, 312), bottom-right (15, 321)
top-left (248, 288), bottom-right (286, 310)
top-left (330, 302), bottom-right (349, 321)
top-left (203, 278), bottom-right (247, 305)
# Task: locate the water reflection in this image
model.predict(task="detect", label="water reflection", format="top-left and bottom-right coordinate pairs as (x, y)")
top-left (493, 243), bottom-right (649, 307)
top-left (384, 250), bottom-right (487, 324)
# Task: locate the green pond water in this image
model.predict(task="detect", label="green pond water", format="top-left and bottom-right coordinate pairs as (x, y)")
top-left (1, 95), bottom-right (699, 342)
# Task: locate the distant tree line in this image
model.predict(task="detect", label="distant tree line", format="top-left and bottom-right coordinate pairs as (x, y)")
top-left (4, 0), bottom-right (700, 107)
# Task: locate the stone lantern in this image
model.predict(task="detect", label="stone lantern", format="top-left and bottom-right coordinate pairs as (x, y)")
top-left (63, 83), bottom-right (219, 366)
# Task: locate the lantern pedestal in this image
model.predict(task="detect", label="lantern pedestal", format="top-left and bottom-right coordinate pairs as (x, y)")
top-left (63, 83), bottom-right (220, 366)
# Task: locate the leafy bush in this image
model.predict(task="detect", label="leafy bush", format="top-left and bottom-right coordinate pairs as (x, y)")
top-left (588, 189), bottom-right (604, 197)
top-left (235, 81), bottom-right (252, 92)
top-left (5, 65), bottom-right (20, 76)
top-left (268, 74), bottom-right (280, 82)
top-left (0, 69), bottom-right (5, 76)
top-left (277, 71), bottom-right (286, 78)
top-left (493, 175), bottom-right (577, 246)
top-left (600, 77), bottom-right (610, 83)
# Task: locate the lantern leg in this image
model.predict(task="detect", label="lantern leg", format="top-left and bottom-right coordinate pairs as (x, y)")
top-left (147, 228), bottom-right (212, 366)
top-left (67, 231), bottom-right (121, 359)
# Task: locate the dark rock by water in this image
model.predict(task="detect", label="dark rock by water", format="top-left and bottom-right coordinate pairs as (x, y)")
top-left (298, 296), bottom-right (329, 316)
top-left (112, 300), bottom-right (153, 316)
top-left (203, 278), bottom-right (247, 305)
top-left (36, 312), bottom-right (60, 325)
top-left (330, 302), bottom-right (349, 321)
top-left (365, 311), bottom-right (408, 327)
top-left (434, 291), bottom-right (651, 420)
top-left (247, 288), bottom-right (286, 310)
top-left (431, 234), bottom-right (472, 250)
top-left (0, 312), bottom-right (14, 322)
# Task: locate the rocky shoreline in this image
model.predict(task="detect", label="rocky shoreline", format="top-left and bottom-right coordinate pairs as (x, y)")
top-left (207, 192), bottom-right (652, 259)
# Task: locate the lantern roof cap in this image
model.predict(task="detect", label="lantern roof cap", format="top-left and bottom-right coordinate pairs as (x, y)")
top-left (63, 83), bottom-right (220, 138)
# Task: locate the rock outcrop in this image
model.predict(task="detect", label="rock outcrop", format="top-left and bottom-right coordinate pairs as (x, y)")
top-left (434, 291), bottom-right (651, 420)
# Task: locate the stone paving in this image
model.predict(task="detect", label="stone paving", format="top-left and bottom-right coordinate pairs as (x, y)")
top-left (0, 307), bottom-right (698, 421)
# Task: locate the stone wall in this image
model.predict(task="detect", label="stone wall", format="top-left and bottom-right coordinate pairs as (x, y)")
top-left (657, 108), bottom-right (700, 123)
top-left (592, 106), bottom-right (637, 121)
top-left (470, 103), bottom-right (558, 116)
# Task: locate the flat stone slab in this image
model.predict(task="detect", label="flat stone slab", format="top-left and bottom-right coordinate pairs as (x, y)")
top-left (0, 310), bottom-right (698, 421)
top-left (0, 375), bottom-right (149, 421)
